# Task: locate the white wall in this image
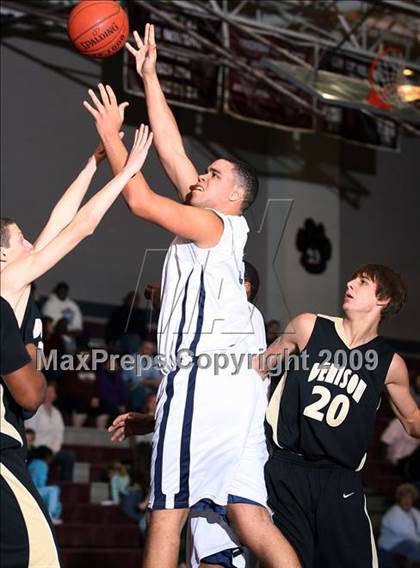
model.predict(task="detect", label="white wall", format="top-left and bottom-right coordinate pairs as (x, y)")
top-left (339, 135), bottom-right (420, 341)
top-left (260, 179), bottom-right (340, 328)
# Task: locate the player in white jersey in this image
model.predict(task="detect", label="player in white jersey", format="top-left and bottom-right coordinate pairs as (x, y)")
top-left (109, 263), bottom-right (270, 568)
top-left (89, 23), bottom-right (300, 568)
top-left (189, 261), bottom-right (268, 568)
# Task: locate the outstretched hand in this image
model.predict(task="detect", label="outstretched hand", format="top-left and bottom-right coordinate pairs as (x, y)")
top-left (83, 83), bottom-right (129, 139)
top-left (108, 412), bottom-right (155, 442)
top-left (123, 124), bottom-right (153, 176)
top-left (125, 24), bottom-right (157, 78)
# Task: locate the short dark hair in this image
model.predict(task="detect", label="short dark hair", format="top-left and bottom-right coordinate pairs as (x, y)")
top-left (54, 282), bottom-right (69, 293)
top-left (34, 445), bottom-right (54, 461)
top-left (230, 160), bottom-right (259, 211)
top-left (244, 261), bottom-right (260, 302)
top-left (0, 217), bottom-right (15, 248)
top-left (351, 264), bottom-right (407, 319)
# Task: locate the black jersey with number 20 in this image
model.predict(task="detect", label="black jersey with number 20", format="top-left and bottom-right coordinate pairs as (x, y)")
top-left (266, 315), bottom-right (395, 470)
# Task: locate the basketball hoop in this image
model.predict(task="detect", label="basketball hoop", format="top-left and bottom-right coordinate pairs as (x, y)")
top-left (368, 47), bottom-right (406, 110)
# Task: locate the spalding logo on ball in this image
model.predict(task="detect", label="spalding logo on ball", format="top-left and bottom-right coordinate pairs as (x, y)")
top-left (68, 0), bottom-right (129, 59)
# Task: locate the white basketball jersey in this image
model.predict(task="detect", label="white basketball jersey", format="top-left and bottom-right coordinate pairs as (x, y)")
top-left (188, 302), bottom-right (268, 566)
top-left (245, 302), bottom-right (266, 353)
top-left (157, 210), bottom-right (252, 372)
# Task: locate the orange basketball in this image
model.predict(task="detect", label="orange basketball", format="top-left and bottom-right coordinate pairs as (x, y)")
top-left (67, 0), bottom-right (129, 59)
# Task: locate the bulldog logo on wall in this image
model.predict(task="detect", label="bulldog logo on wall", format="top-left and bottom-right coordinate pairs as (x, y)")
top-left (296, 218), bottom-right (332, 274)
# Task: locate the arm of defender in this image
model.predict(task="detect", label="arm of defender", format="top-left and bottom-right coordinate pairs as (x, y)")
top-left (127, 25), bottom-right (198, 201)
top-left (1, 126), bottom-right (153, 294)
top-left (33, 139), bottom-right (122, 251)
top-left (385, 354), bottom-right (420, 438)
top-left (257, 313), bottom-right (317, 376)
top-left (34, 150), bottom-right (98, 251)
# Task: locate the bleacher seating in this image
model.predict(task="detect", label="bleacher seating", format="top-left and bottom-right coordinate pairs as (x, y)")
top-left (51, 428), bottom-right (144, 568)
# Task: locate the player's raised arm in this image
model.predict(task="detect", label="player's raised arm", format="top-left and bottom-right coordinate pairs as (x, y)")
top-left (33, 138), bottom-right (122, 252)
top-left (126, 24), bottom-right (198, 201)
top-left (1, 126), bottom-right (153, 296)
top-left (84, 85), bottom-right (223, 248)
top-left (385, 354), bottom-right (420, 438)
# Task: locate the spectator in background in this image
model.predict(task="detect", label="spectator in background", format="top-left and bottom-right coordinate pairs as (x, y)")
top-left (25, 428), bottom-right (36, 463)
top-left (28, 446), bottom-right (62, 525)
top-left (42, 282), bottom-right (83, 333)
top-left (120, 442), bottom-right (152, 536)
top-left (52, 318), bottom-right (77, 355)
top-left (144, 282), bottom-right (161, 314)
top-left (243, 261), bottom-right (266, 348)
top-left (107, 462), bottom-right (130, 504)
top-left (41, 317), bottom-right (54, 350)
top-left (142, 392), bottom-right (157, 417)
top-left (105, 291), bottom-right (147, 353)
top-left (42, 316), bottom-right (66, 357)
top-left (382, 417), bottom-right (420, 483)
top-left (42, 316), bottom-right (66, 382)
top-left (378, 483), bottom-right (420, 566)
top-left (58, 348), bottom-right (109, 430)
top-left (266, 319), bottom-right (281, 344)
top-left (98, 359), bottom-right (128, 428)
top-left (25, 383), bottom-right (75, 481)
top-left (122, 338), bottom-right (162, 411)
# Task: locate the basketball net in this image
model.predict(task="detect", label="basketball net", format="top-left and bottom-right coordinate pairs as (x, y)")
top-left (368, 47), bottom-right (420, 111)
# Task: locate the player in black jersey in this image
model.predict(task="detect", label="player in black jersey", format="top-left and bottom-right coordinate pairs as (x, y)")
top-left (258, 264), bottom-right (420, 568)
top-left (0, 297), bottom-right (61, 567)
top-left (0, 130), bottom-right (153, 567)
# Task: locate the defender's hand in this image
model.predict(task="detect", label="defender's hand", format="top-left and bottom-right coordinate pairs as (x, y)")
top-left (123, 124), bottom-right (153, 177)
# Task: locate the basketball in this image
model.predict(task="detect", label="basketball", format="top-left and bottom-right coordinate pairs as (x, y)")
top-left (67, 0), bottom-right (129, 59)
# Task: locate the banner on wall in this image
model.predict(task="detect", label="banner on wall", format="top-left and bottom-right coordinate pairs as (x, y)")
top-left (124, 3), bottom-right (223, 112)
top-left (320, 104), bottom-right (400, 151)
top-left (123, 4), bottom-right (401, 149)
top-left (224, 26), bottom-right (316, 132)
